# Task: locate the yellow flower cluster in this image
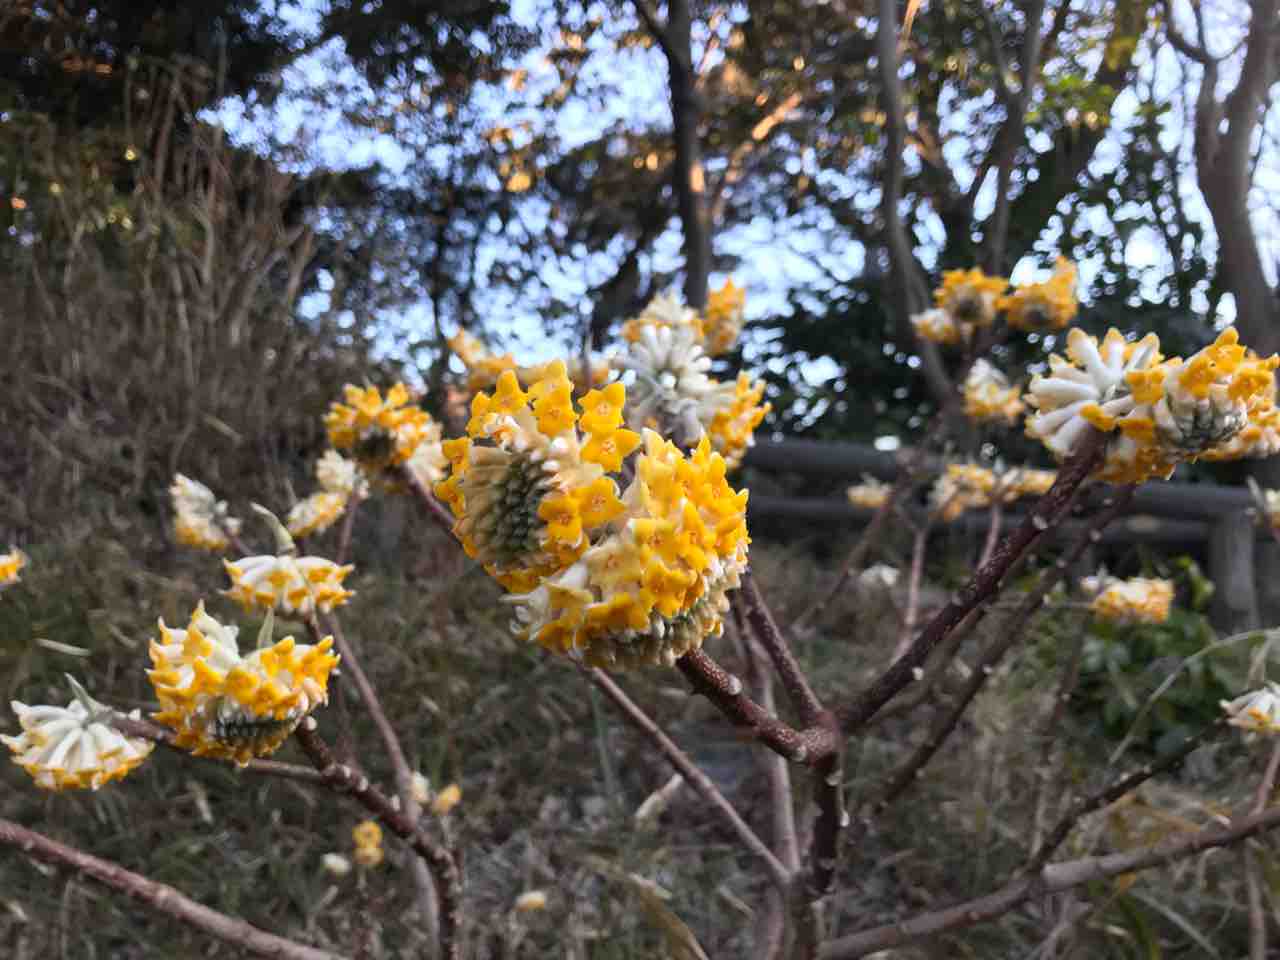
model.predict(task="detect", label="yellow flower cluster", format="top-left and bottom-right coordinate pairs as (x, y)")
top-left (352, 820), bottom-right (384, 868)
top-left (703, 279), bottom-right (746, 356)
top-left (1082, 575), bottom-right (1174, 625)
top-left (930, 463), bottom-right (998, 521)
top-left (507, 431), bottom-right (750, 668)
top-left (3, 693), bottom-right (153, 791)
top-left (148, 603), bottom-right (339, 765)
top-left (936, 268), bottom-right (1009, 329)
top-left (436, 364), bottom-right (640, 593)
top-left (223, 555), bottom-right (355, 616)
top-left (1000, 258), bottom-right (1079, 331)
top-left (325, 383), bottom-right (436, 473)
top-left (707, 373), bottom-right (770, 469)
top-left (0, 547), bottom-right (25, 587)
top-left (437, 364), bottom-right (750, 668)
top-left (1026, 327), bottom-right (1280, 484)
top-left (621, 281), bottom-right (748, 358)
top-left (286, 451), bottom-right (367, 540)
top-left (448, 329), bottom-right (608, 396)
top-left (962, 359), bottom-right (1025, 425)
top-left (171, 474), bottom-right (241, 552)
top-left (847, 475), bottom-right (891, 510)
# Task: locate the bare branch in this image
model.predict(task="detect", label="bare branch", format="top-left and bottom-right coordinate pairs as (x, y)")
top-left (740, 570), bottom-right (825, 727)
top-left (585, 666), bottom-right (792, 892)
top-left (0, 817), bottom-right (346, 960)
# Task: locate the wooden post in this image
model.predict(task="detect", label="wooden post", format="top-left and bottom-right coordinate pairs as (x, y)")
top-left (1208, 510), bottom-right (1260, 634)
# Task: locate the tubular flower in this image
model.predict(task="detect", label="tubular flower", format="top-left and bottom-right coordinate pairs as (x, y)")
top-left (1027, 327), bottom-right (1279, 483)
top-left (962, 359), bottom-right (1025, 425)
top-left (1222, 683), bottom-right (1280, 734)
top-left (448, 329), bottom-right (608, 395)
top-left (847, 475), bottom-right (892, 510)
top-left (1081, 574), bottom-right (1174, 625)
top-left (315, 450), bottom-right (366, 498)
top-left (148, 602), bottom-right (339, 765)
top-left (506, 431), bottom-right (750, 669)
top-left (436, 363), bottom-right (638, 592)
top-left (621, 290), bottom-right (705, 346)
top-left (0, 548), bottom-right (25, 587)
top-left (911, 308), bottom-right (963, 345)
top-left (1000, 258), bottom-right (1079, 332)
top-left (930, 463), bottom-right (996, 521)
top-left (171, 474), bottom-right (241, 552)
top-left (223, 555), bottom-right (354, 615)
top-left (3, 695), bottom-right (153, 791)
top-left (325, 383), bottom-right (434, 473)
top-left (286, 492), bottom-right (348, 539)
top-left (935, 268), bottom-right (1008, 330)
top-left (619, 320), bottom-right (769, 462)
top-left (703, 279), bottom-right (746, 356)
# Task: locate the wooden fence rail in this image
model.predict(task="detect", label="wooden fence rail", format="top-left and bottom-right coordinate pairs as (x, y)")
top-left (742, 439), bottom-right (1265, 632)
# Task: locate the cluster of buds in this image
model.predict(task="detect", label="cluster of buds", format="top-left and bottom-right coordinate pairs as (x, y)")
top-left (1079, 573), bottom-right (1174, 625)
top-left (913, 260), bottom-right (1079, 345)
top-left (928, 463), bottom-right (1057, 522)
top-left (1025, 327), bottom-right (1279, 483)
top-left (962, 359), bottom-right (1025, 425)
top-left (0, 547), bottom-right (25, 587)
top-left (171, 475), bottom-right (242, 552)
top-left (434, 363), bottom-right (750, 668)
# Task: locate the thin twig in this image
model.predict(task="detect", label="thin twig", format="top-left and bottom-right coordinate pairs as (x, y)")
top-left (584, 666), bottom-right (792, 892)
top-left (892, 524), bottom-right (929, 662)
top-left (838, 429), bottom-right (1107, 736)
top-left (1026, 719), bottom-right (1228, 874)
top-left (1249, 740), bottom-right (1280, 959)
top-left (0, 817), bottom-right (347, 960)
top-left (676, 649), bottom-right (840, 764)
top-left (294, 721), bottom-right (461, 960)
top-left (399, 464), bottom-right (459, 538)
top-left (306, 614), bottom-right (440, 950)
top-left (869, 487), bottom-right (1134, 815)
top-left (740, 570), bottom-right (824, 726)
top-left (820, 799), bottom-right (1280, 958)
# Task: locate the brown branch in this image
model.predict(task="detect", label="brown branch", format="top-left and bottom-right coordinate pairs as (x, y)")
top-left (294, 721), bottom-right (461, 960)
top-left (740, 570), bottom-right (824, 726)
top-left (892, 523), bottom-right (930, 662)
top-left (585, 666), bottom-right (792, 891)
top-left (821, 799), bottom-right (1280, 958)
top-left (0, 817), bottom-right (347, 960)
top-left (1026, 719), bottom-right (1228, 873)
top-left (677, 649), bottom-right (840, 764)
top-left (306, 614), bottom-right (440, 946)
top-left (869, 486), bottom-right (1134, 816)
top-left (838, 429), bottom-right (1106, 736)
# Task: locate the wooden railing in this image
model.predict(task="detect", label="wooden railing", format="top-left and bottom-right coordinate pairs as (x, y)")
top-left (741, 439), bottom-right (1266, 632)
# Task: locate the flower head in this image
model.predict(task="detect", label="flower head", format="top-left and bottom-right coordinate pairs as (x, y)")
top-left (930, 463), bottom-right (996, 521)
top-left (911, 307), bottom-right (963, 345)
top-left (325, 383), bottom-right (435, 472)
top-left (0, 548), bottom-right (26, 587)
top-left (621, 290), bottom-right (704, 346)
top-left (936, 268), bottom-right (1008, 329)
top-left (1222, 683), bottom-right (1280, 734)
top-left (1026, 326), bottom-right (1279, 483)
top-left (506, 431), bottom-right (750, 669)
top-left (286, 492), bottom-right (348, 539)
top-left (1081, 574), bottom-right (1173, 625)
top-left (171, 474), bottom-right (241, 552)
top-left (962, 359), bottom-right (1025, 425)
top-left (148, 603), bottom-right (339, 765)
top-left (224, 555), bottom-right (354, 615)
top-left (3, 688), bottom-right (153, 790)
top-left (1001, 258), bottom-right (1078, 332)
top-left (432, 782), bottom-right (463, 815)
top-left (315, 450), bottom-right (366, 498)
top-left (436, 363), bottom-right (637, 592)
top-left (847, 476), bottom-right (891, 510)
top-left (618, 317), bottom-right (769, 467)
top-left (703, 279), bottom-right (746, 356)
